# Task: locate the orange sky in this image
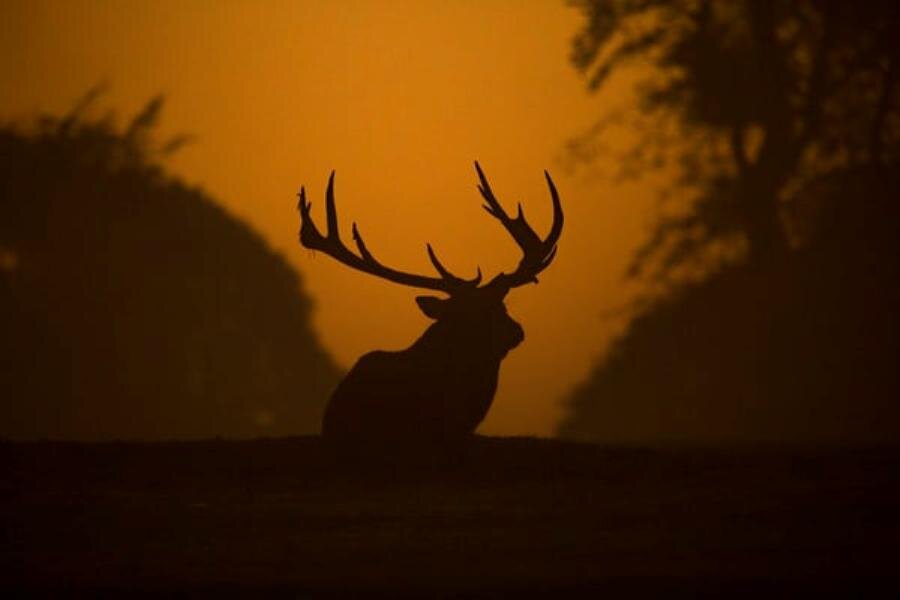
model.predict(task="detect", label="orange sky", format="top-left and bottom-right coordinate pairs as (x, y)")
top-left (1, 0), bottom-right (659, 436)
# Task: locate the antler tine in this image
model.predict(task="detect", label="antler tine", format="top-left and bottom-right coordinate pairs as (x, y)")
top-left (542, 169), bottom-right (564, 253)
top-left (475, 161), bottom-right (506, 221)
top-left (298, 184), bottom-right (326, 250)
top-left (474, 162), bottom-right (564, 289)
top-left (325, 171), bottom-right (339, 238)
top-left (427, 244), bottom-right (482, 287)
top-left (297, 172), bottom-right (479, 293)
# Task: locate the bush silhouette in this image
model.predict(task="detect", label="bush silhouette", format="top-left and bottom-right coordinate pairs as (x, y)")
top-left (0, 98), bottom-right (341, 440)
top-left (560, 167), bottom-right (900, 442)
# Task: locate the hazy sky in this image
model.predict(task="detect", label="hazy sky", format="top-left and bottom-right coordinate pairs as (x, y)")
top-left (1, 0), bottom-right (659, 436)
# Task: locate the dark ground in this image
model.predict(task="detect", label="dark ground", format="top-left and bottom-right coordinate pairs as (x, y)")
top-left (2, 436), bottom-right (899, 596)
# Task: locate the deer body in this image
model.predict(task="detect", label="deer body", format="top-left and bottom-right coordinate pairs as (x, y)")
top-left (297, 163), bottom-right (562, 447)
top-left (323, 306), bottom-right (524, 443)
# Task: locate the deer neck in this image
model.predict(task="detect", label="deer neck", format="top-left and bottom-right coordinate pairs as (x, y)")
top-left (410, 323), bottom-right (503, 371)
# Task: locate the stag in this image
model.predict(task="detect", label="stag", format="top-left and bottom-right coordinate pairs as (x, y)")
top-left (297, 162), bottom-right (562, 447)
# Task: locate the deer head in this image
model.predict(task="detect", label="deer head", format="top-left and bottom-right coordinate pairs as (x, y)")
top-left (297, 162), bottom-right (562, 339)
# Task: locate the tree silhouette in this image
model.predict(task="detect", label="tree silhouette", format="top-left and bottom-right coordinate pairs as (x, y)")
top-left (568, 0), bottom-right (899, 278)
top-left (560, 1), bottom-right (900, 442)
top-left (0, 95), bottom-right (341, 440)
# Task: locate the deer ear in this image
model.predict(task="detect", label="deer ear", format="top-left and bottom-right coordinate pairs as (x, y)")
top-left (415, 296), bottom-right (447, 319)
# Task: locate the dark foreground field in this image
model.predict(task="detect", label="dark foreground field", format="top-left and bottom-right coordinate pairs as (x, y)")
top-left (2, 436), bottom-right (899, 595)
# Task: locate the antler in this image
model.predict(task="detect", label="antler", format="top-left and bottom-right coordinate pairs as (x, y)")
top-left (474, 161), bottom-right (564, 290)
top-left (297, 172), bottom-right (481, 293)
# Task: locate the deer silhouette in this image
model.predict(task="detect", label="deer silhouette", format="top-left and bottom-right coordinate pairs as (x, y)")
top-left (297, 162), bottom-right (562, 447)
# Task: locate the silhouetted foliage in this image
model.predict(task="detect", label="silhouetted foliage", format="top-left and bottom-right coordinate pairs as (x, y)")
top-left (0, 95), bottom-right (340, 440)
top-left (568, 0), bottom-right (899, 278)
top-left (560, 167), bottom-right (900, 442)
top-left (561, 1), bottom-right (900, 441)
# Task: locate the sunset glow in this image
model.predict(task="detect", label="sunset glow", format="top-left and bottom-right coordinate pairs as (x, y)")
top-left (1, 0), bottom-right (656, 435)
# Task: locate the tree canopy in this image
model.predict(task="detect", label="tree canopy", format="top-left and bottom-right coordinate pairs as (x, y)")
top-left (0, 95), bottom-right (341, 440)
top-left (569, 0), bottom-right (899, 280)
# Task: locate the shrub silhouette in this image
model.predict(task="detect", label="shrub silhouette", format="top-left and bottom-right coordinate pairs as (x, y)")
top-left (0, 97), bottom-right (341, 440)
top-left (559, 167), bottom-right (900, 442)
